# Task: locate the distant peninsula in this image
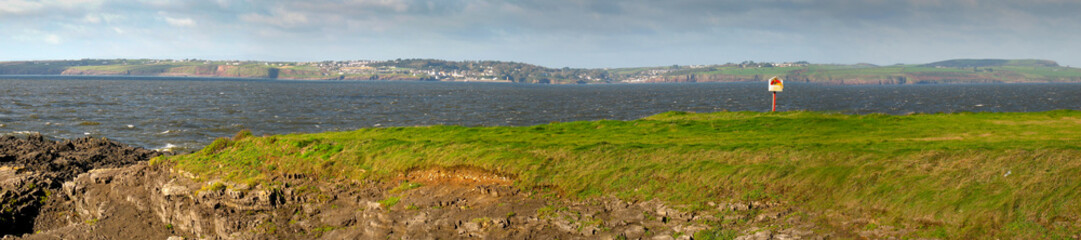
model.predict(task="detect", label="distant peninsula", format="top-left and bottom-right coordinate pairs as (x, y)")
top-left (2, 58), bottom-right (1080, 85)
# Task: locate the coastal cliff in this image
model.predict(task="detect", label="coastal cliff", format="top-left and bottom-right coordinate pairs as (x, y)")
top-left (1, 135), bottom-right (776, 239)
top-left (3, 111), bottom-right (1081, 239)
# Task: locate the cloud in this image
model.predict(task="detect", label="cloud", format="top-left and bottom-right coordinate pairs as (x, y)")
top-left (0, 0), bottom-right (104, 16)
top-left (240, 8), bottom-right (309, 29)
top-left (1, 0), bottom-right (1080, 67)
top-left (0, 0), bottom-right (44, 14)
top-left (83, 14), bottom-right (101, 23)
top-left (44, 34), bottom-right (61, 44)
top-left (164, 16), bottom-right (195, 27)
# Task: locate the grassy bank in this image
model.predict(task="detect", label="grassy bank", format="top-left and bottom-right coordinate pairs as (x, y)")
top-left (159, 111), bottom-right (1081, 238)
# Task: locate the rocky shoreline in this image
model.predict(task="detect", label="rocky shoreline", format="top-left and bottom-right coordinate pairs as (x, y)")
top-left (1, 134), bottom-right (828, 239)
top-left (0, 134), bottom-right (163, 236)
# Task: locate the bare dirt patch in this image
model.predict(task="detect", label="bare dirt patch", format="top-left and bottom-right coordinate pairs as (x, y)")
top-left (404, 165), bottom-right (514, 186)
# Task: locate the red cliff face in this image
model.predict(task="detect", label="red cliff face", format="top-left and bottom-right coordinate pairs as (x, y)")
top-left (213, 65), bottom-right (248, 77)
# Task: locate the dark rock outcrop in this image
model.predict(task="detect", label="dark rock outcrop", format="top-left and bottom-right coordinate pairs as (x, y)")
top-left (0, 134), bottom-right (162, 236)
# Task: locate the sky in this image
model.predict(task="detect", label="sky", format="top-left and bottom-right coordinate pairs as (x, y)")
top-left (1, 0), bottom-right (1079, 68)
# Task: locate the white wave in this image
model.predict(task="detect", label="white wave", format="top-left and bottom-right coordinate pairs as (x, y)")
top-left (159, 130), bottom-right (182, 134)
top-left (3, 131), bottom-right (40, 135)
top-left (154, 143), bottom-right (179, 152)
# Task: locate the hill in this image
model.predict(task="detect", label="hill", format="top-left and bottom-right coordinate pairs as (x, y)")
top-left (2, 58), bottom-right (1081, 84)
top-left (0, 59), bottom-right (603, 84)
top-left (921, 59), bottom-right (1059, 68)
top-left (626, 59), bottom-right (1081, 84)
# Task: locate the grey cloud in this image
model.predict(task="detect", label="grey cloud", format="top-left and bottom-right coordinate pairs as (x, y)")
top-left (2, 0), bottom-right (1080, 67)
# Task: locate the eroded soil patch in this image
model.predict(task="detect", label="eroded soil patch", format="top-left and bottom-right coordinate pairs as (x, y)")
top-left (404, 165), bottom-right (515, 186)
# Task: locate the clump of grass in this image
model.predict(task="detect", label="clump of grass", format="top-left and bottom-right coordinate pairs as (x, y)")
top-left (259, 222), bottom-right (276, 234)
top-left (311, 226), bottom-right (338, 238)
top-left (379, 196), bottom-right (401, 208)
top-left (694, 227), bottom-right (739, 240)
top-left (232, 129), bottom-right (254, 140)
top-left (201, 182), bottom-right (226, 192)
top-left (390, 181), bottom-right (422, 194)
top-left (200, 137), bottom-right (231, 155)
top-left (148, 156), bottom-right (167, 166)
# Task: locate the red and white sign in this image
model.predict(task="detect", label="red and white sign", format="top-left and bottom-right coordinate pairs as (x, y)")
top-left (768, 76), bottom-right (783, 92)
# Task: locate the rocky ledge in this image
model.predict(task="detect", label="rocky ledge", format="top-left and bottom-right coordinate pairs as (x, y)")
top-left (1, 135), bottom-right (825, 239)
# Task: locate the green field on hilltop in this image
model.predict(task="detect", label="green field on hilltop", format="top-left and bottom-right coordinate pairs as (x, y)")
top-left (65, 62), bottom-right (280, 77)
top-left (158, 111), bottom-right (1081, 238)
top-left (621, 59), bottom-right (1081, 84)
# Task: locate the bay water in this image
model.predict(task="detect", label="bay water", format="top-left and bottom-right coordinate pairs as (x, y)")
top-left (2, 77), bottom-right (1079, 151)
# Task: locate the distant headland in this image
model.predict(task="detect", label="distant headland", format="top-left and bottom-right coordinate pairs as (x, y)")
top-left (2, 58), bottom-right (1079, 85)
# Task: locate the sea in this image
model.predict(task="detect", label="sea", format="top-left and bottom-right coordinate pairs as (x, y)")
top-left (2, 76), bottom-right (1080, 151)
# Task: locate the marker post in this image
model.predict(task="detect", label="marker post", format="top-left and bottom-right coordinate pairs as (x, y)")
top-left (768, 76), bottom-right (783, 112)
top-left (772, 92), bottom-right (777, 112)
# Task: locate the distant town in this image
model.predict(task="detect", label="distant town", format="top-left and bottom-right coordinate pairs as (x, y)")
top-left (1, 58), bottom-right (1079, 85)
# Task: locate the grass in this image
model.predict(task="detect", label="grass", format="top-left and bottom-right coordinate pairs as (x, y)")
top-left (390, 181), bottom-right (422, 193)
top-left (159, 110), bottom-right (1081, 238)
top-left (694, 227), bottom-right (740, 240)
top-left (379, 196), bottom-right (401, 208)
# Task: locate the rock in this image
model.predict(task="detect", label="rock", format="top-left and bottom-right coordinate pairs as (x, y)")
top-left (755, 211), bottom-right (783, 222)
top-left (624, 225), bottom-right (646, 239)
top-left (581, 226), bottom-right (600, 236)
top-left (320, 208), bottom-right (356, 226)
top-left (361, 200), bottom-right (381, 210)
top-left (727, 203), bottom-right (751, 211)
top-left (461, 222), bottom-right (481, 232)
top-left (594, 233), bottom-right (618, 240)
top-left (553, 218), bottom-right (576, 232)
top-left (652, 234), bottom-right (675, 240)
top-left (160, 181), bottom-right (190, 197)
top-left (494, 218), bottom-right (509, 229)
top-left (774, 233), bottom-right (797, 240)
top-left (0, 135), bottom-right (161, 236)
top-left (757, 230), bottom-right (773, 239)
top-left (405, 212), bottom-right (428, 226)
top-left (673, 225), bottom-right (707, 235)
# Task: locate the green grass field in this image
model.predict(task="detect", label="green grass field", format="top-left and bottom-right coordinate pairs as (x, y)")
top-left (68, 64), bottom-right (181, 74)
top-left (158, 110), bottom-right (1081, 238)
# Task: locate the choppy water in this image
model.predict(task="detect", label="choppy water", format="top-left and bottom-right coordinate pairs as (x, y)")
top-left (2, 76), bottom-right (1080, 151)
